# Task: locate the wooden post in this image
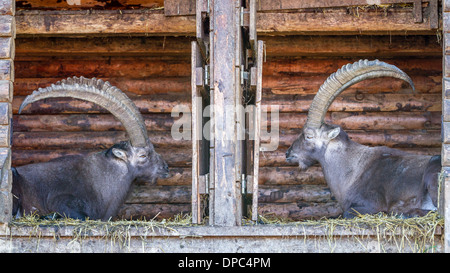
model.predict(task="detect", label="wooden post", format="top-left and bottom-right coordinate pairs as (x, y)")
top-left (443, 0), bottom-right (450, 253)
top-left (191, 0), bottom-right (263, 226)
top-left (0, 0), bottom-right (14, 224)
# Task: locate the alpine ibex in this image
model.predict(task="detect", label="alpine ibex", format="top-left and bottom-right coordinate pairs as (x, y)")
top-left (12, 77), bottom-right (169, 220)
top-left (285, 60), bottom-right (441, 218)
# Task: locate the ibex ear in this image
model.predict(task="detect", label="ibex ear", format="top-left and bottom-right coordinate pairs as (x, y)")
top-left (327, 127), bottom-right (340, 140)
top-left (112, 148), bottom-right (128, 162)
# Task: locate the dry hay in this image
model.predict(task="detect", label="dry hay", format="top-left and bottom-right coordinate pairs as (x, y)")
top-left (256, 211), bottom-right (444, 253)
top-left (10, 211), bottom-right (444, 252)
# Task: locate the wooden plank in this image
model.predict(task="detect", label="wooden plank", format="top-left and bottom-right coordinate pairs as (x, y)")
top-left (251, 40), bottom-right (264, 221)
top-left (264, 35), bottom-right (442, 57)
top-left (0, 15), bottom-right (14, 37)
top-left (15, 36), bottom-right (193, 56)
top-left (16, 0), bottom-right (163, 10)
top-left (256, 8), bottom-right (437, 35)
top-left (13, 113), bottom-right (178, 132)
top-left (12, 131), bottom-right (189, 149)
top-left (15, 10), bottom-right (196, 37)
top-left (165, 0), bottom-right (195, 16)
top-left (12, 93), bottom-right (441, 115)
top-left (0, 80), bottom-right (11, 102)
top-left (191, 41), bottom-right (201, 224)
top-left (14, 35), bottom-right (441, 57)
top-left (210, 0), bottom-right (239, 226)
top-left (14, 7), bottom-right (437, 37)
top-left (124, 184), bottom-right (334, 204)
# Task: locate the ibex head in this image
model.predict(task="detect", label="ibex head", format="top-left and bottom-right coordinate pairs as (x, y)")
top-left (285, 60), bottom-right (415, 170)
top-left (19, 76), bottom-right (170, 181)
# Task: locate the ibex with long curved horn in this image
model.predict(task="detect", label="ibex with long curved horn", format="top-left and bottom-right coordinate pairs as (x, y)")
top-left (285, 60), bottom-right (441, 218)
top-left (12, 77), bottom-right (169, 220)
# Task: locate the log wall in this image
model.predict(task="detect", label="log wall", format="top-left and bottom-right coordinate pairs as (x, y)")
top-left (11, 3), bottom-right (442, 221)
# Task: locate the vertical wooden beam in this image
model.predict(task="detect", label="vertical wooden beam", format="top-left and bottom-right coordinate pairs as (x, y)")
top-left (210, 0), bottom-right (240, 226)
top-left (0, 0), bottom-right (14, 224)
top-left (443, 0), bottom-right (450, 253)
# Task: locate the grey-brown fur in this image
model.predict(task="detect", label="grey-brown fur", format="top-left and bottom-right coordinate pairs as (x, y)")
top-left (13, 142), bottom-right (168, 220)
top-left (286, 124), bottom-right (440, 218)
top-left (12, 77), bottom-right (169, 220)
top-left (285, 60), bottom-right (441, 218)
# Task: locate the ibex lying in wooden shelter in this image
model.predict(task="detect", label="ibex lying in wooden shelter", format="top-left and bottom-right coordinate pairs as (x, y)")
top-left (12, 77), bottom-right (169, 220)
top-left (285, 60), bottom-right (441, 218)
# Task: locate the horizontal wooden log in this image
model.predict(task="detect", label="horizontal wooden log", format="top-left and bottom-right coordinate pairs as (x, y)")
top-left (12, 129), bottom-right (440, 150)
top-left (16, 10), bottom-right (196, 37)
top-left (14, 58), bottom-right (190, 78)
top-left (257, 202), bottom-right (342, 220)
top-left (267, 111), bottom-right (442, 131)
top-left (264, 57), bottom-right (442, 76)
top-left (124, 184), bottom-right (333, 204)
top-left (15, 7), bottom-right (437, 37)
top-left (13, 113), bottom-right (178, 132)
top-left (14, 77), bottom-right (190, 96)
top-left (15, 36), bottom-right (193, 56)
top-left (264, 74), bottom-right (440, 95)
top-left (13, 111), bottom-right (441, 133)
top-left (16, 0), bottom-right (163, 10)
top-left (12, 131), bottom-right (189, 149)
top-left (15, 35), bottom-right (442, 57)
top-left (14, 57), bottom-right (440, 82)
top-left (116, 201), bottom-right (343, 220)
top-left (13, 73), bottom-right (440, 97)
top-left (269, 93), bottom-right (441, 113)
top-left (116, 203), bottom-right (190, 220)
top-left (12, 93), bottom-right (441, 115)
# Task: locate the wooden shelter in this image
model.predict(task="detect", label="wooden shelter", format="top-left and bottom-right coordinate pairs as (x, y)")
top-left (0, 0), bottom-right (446, 252)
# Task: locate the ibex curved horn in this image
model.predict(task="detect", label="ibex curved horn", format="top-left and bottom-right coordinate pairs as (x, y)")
top-left (305, 59), bottom-right (415, 129)
top-left (19, 76), bottom-right (149, 148)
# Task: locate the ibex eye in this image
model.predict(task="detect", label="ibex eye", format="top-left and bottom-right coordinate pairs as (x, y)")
top-left (139, 155), bottom-right (147, 159)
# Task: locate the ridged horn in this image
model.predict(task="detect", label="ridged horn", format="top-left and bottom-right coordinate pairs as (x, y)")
top-left (305, 59), bottom-right (415, 129)
top-left (19, 76), bottom-right (149, 148)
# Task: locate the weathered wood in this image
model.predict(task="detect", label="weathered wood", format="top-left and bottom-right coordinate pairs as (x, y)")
top-left (15, 36), bottom-right (193, 56)
top-left (12, 131), bottom-right (189, 149)
top-left (14, 6), bottom-right (438, 37)
top-left (116, 203), bottom-right (190, 220)
top-left (13, 113), bottom-right (177, 132)
top-left (0, 59), bottom-right (12, 81)
top-left (268, 112), bottom-right (442, 131)
top-left (258, 202), bottom-right (342, 220)
top-left (15, 58), bottom-right (190, 78)
top-left (0, 80), bottom-right (11, 102)
top-left (16, 0), bottom-right (163, 10)
top-left (15, 10), bottom-right (196, 37)
top-left (14, 77), bottom-right (191, 96)
top-left (125, 184), bottom-right (334, 204)
top-left (15, 35), bottom-right (442, 58)
top-left (11, 92), bottom-right (441, 115)
top-left (0, 16), bottom-right (14, 37)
